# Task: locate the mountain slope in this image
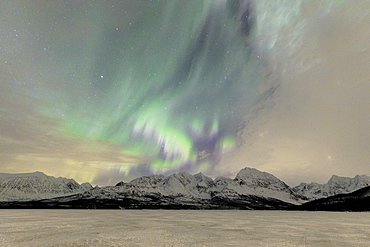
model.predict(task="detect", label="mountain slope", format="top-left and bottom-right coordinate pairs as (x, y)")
top-left (295, 185), bottom-right (370, 211)
top-left (0, 172), bottom-right (93, 201)
top-left (218, 167), bottom-right (305, 205)
top-left (293, 174), bottom-right (370, 200)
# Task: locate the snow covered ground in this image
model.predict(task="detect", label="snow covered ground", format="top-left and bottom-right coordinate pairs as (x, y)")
top-left (0, 210), bottom-right (369, 246)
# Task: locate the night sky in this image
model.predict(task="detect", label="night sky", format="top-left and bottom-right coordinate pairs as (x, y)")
top-left (1, 0), bottom-right (369, 186)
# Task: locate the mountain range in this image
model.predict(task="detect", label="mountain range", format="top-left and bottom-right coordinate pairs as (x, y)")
top-left (0, 171), bottom-right (92, 201)
top-left (0, 168), bottom-right (369, 210)
top-left (292, 174), bottom-right (370, 200)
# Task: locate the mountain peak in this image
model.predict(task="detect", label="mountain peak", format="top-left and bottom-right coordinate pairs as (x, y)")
top-left (194, 172), bottom-right (204, 177)
top-left (194, 172), bottom-right (210, 181)
top-left (234, 167), bottom-right (280, 184)
top-left (0, 171), bottom-right (46, 178)
top-left (328, 174), bottom-right (344, 182)
top-left (176, 171), bottom-right (192, 177)
top-left (115, 181), bottom-right (126, 186)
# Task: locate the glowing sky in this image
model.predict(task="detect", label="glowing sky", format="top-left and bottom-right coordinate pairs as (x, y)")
top-left (1, 1), bottom-right (369, 186)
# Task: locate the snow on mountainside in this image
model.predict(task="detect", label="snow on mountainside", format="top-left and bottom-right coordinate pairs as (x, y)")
top-left (101, 167), bottom-right (305, 205)
top-left (113, 172), bottom-right (218, 200)
top-left (214, 177), bottom-right (233, 191)
top-left (4, 168), bottom-right (368, 208)
top-left (293, 174), bottom-right (370, 200)
top-left (0, 172), bottom-right (93, 201)
top-left (218, 168), bottom-right (305, 205)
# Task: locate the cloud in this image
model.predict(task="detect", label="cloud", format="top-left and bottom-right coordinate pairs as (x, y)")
top-left (220, 1), bottom-right (370, 186)
top-left (1, 1), bottom-right (369, 187)
top-left (0, 103), bottom-right (145, 185)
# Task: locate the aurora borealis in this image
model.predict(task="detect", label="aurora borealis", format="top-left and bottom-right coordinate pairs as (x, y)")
top-left (1, 1), bottom-right (370, 186)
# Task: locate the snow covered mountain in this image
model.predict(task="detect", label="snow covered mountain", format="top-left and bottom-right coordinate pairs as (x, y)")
top-left (0, 168), bottom-right (305, 209)
top-left (218, 168), bottom-right (304, 204)
top-left (0, 172), bottom-right (93, 201)
top-left (296, 185), bottom-right (370, 211)
top-left (128, 172), bottom-right (212, 198)
top-left (61, 167), bottom-right (305, 209)
top-left (90, 172), bottom-right (219, 202)
top-left (3, 167), bottom-right (369, 210)
top-left (111, 168), bottom-right (304, 203)
top-left (293, 174), bottom-right (370, 200)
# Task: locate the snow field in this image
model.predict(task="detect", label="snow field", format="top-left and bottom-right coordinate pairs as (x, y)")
top-left (0, 210), bottom-right (369, 246)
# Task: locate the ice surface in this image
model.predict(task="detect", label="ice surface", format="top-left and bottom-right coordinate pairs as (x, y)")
top-left (0, 210), bottom-right (369, 246)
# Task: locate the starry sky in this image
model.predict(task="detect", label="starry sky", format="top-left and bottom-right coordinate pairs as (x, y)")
top-left (1, 0), bottom-right (369, 186)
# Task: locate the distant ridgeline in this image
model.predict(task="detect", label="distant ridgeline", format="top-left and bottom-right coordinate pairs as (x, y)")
top-left (0, 168), bottom-right (369, 211)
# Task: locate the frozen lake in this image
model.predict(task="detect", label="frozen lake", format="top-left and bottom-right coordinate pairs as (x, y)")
top-left (0, 210), bottom-right (369, 246)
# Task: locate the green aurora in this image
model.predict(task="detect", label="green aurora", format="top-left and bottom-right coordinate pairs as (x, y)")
top-left (34, 1), bottom-right (261, 177)
top-left (3, 0), bottom-right (366, 186)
